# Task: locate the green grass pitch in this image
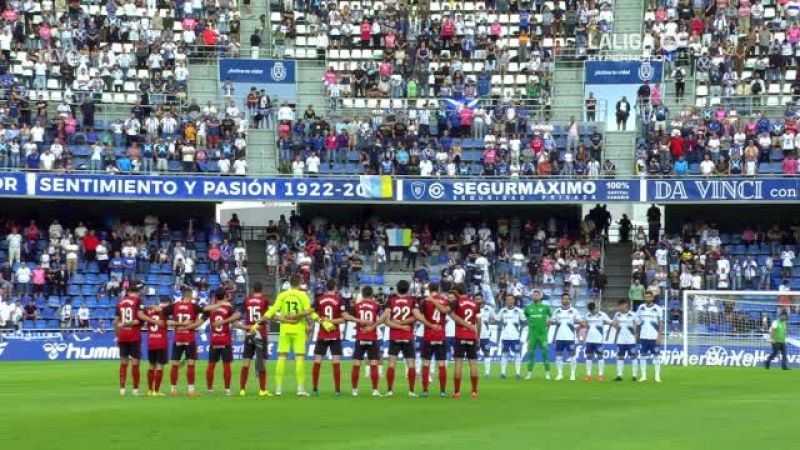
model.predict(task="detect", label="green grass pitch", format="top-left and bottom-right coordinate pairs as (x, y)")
top-left (1, 361), bottom-right (795, 450)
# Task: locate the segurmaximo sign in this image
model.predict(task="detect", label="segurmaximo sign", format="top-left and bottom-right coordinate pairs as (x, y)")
top-left (401, 179), bottom-right (639, 203)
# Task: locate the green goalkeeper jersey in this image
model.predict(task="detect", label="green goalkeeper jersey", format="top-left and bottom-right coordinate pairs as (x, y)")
top-left (524, 302), bottom-right (551, 337)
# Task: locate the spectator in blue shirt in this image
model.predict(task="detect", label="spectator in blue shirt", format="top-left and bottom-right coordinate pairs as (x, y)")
top-left (674, 155), bottom-right (689, 176)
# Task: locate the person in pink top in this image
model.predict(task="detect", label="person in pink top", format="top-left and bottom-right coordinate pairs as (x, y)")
top-left (360, 21), bottom-right (371, 47)
top-left (323, 67), bottom-right (337, 86)
top-left (384, 31), bottom-right (396, 50)
top-left (483, 147), bottom-right (497, 164)
top-left (325, 134), bottom-right (337, 163)
top-left (379, 61), bottom-right (393, 77)
top-left (442, 17), bottom-right (455, 48)
top-left (789, 25), bottom-right (800, 44)
top-left (208, 244), bottom-right (222, 273)
top-left (459, 107), bottom-right (473, 136)
top-left (650, 84), bottom-right (661, 106)
top-left (32, 266), bottom-right (47, 295)
top-left (490, 21), bottom-right (501, 41)
top-left (742, 227), bottom-right (756, 246)
top-left (783, 153), bottom-right (798, 174)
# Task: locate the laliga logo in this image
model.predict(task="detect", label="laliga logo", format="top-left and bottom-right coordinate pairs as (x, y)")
top-left (271, 62), bottom-right (287, 82)
top-left (43, 342), bottom-right (68, 360)
top-left (639, 61), bottom-right (653, 82)
top-left (703, 345), bottom-right (728, 366)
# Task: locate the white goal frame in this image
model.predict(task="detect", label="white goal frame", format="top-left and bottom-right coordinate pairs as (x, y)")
top-left (682, 290), bottom-right (798, 367)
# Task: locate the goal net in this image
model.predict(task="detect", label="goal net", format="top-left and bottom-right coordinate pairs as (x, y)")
top-left (680, 291), bottom-right (800, 368)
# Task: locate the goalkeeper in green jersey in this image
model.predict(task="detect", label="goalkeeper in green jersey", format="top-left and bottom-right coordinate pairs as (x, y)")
top-left (523, 290), bottom-right (551, 380)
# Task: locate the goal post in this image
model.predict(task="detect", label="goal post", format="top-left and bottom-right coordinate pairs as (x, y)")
top-left (681, 290), bottom-right (800, 368)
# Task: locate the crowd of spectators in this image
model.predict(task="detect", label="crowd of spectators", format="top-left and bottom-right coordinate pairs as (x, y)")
top-left (272, 104), bottom-right (610, 176)
top-left (264, 210), bottom-right (606, 307)
top-left (635, 0), bottom-right (800, 176)
top-left (0, 214), bottom-right (249, 331)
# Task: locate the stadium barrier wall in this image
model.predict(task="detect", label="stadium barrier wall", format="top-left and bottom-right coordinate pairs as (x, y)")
top-left (2, 332), bottom-right (796, 366)
top-left (3, 174), bottom-right (800, 203)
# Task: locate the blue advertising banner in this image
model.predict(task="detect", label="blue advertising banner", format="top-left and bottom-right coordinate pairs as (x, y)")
top-left (219, 58), bottom-right (298, 107)
top-left (3, 333), bottom-right (796, 367)
top-left (34, 174), bottom-right (393, 202)
top-left (585, 60), bottom-right (664, 85)
top-left (647, 179), bottom-right (800, 202)
top-left (0, 173), bottom-right (27, 197)
top-left (398, 179), bottom-right (640, 203)
top-left (219, 59), bottom-right (296, 84)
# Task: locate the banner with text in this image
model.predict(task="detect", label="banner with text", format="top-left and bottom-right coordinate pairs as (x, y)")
top-left (34, 174), bottom-right (393, 202)
top-left (0, 173), bottom-right (27, 197)
top-left (399, 179), bottom-right (639, 203)
top-left (647, 179), bottom-right (800, 202)
top-left (219, 58), bottom-right (297, 107)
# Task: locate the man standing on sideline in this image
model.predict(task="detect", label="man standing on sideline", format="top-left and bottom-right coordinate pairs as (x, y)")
top-left (765, 310), bottom-right (790, 370)
top-left (523, 289), bottom-right (551, 380)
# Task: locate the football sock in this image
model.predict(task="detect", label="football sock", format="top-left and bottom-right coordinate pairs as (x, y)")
top-left (438, 365), bottom-right (447, 392)
top-left (514, 355), bottom-right (522, 376)
top-left (223, 363), bottom-right (231, 389)
top-left (408, 367), bottom-right (416, 392)
top-left (275, 357), bottom-right (286, 391)
top-left (170, 364), bottom-right (179, 388)
top-left (421, 365), bottom-right (430, 391)
top-left (569, 357), bottom-right (577, 377)
top-left (470, 375), bottom-right (478, 393)
top-left (369, 364), bottom-right (379, 390)
top-left (500, 353), bottom-right (508, 376)
top-left (386, 366), bottom-right (396, 391)
top-left (187, 364), bottom-right (196, 389)
top-left (206, 363), bottom-right (216, 390)
top-left (542, 351), bottom-right (550, 371)
top-left (258, 370), bottom-right (267, 391)
top-left (454, 375), bottom-right (461, 394)
top-left (556, 356), bottom-right (563, 376)
top-left (119, 362), bottom-right (127, 389)
top-left (351, 365), bottom-right (360, 390)
top-left (598, 360), bottom-right (605, 376)
top-left (586, 359), bottom-right (593, 376)
top-left (616, 359), bottom-right (624, 377)
top-left (132, 364), bottom-right (140, 389)
top-left (147, 369), bottom-right (154, 391)
top-left (295, 358), bottom-right (306, 391)
top-left (312, 362), bottom-right (322, 391)
top-left (332, 362), bottom-right (341, 392)
top-left (240, 366), bottom-right (249, 390)
top-left (154, 369), bottom-right (163, 391)
top-left (484, 355), bottom-right (492, 376)
top-left (639, 358), bottom-right (648, 378)
top-left (632, 359), bottom-right (639, 377)
top-left (654, 358), bottom-right (661, 378)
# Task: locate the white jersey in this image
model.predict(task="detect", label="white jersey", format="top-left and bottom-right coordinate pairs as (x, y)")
top-left (612, 311), bottom-right (637, 345)
top-left (585, 311), bottom-right (611, 344)
top-left (445, 315), bottom-right (455, 338)
top-left (636, 304), bottom-right (664, 340)
top-left (551, 307), bottom-right (582, 341)
top-left (480, 305), bottom-right (496, 340)
top-left (495, 307), bottom-right (525, 341)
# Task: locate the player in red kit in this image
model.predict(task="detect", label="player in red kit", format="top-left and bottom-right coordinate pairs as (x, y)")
top-left (449, 283), bottom-right (481, 399)
top-left (164, 288), bottom-right (205, 396)
top-left (114, 283), bottom-right (143, 396)
top-left (349, 286), bottom-right (382, 396)
top-left (413, 283), bottom-right (450, 397)
top-left (206, 288), bottom-right (241, 396)
top-left (311, 280), bottom-right (349, 396)
top-left (138, 296), bottom-right (171, 396)
top-left (381, 280), bottom-right (417, 397)
top-left (238, 282), bottom-right (271, 396)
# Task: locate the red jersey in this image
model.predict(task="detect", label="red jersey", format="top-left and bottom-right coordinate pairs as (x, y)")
top-left (145, 307), bottom-right (168, 350)
top-left (452, 295), bottom-right (480, 340)
top-left (209, 304), bottom-right (235, 347)
top-left (315, 292), bottom-right (345, 340)
top-left (242, 294), bottom-right (269, 339)
top-left (353, 299), bottom-right (381, 341)
top-left (115, 296), bottom-right (142, 343)
top-left (420, 295), bottom-right (448, 341)
top-left (387, 295), bottom-right (415, 341)
top-left (166, 301), bottom-right (203, 344)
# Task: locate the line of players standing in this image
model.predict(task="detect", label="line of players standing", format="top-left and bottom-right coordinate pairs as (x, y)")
top-left (113, 278), bottom-right (664, 398)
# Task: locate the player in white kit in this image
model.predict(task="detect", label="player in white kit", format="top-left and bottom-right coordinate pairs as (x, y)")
top-left (582, 302), bottom-right (611, 381)
top-left (494, 294), bottom-right (526, 379)
top-left (477, 293), bottom-right (496, 378)
top-left (612, 299), bottom-right (639, 381)
top-left (549, 293), bottom-right (584, 381)
top-left (636, 292), bottom-right (664, 383)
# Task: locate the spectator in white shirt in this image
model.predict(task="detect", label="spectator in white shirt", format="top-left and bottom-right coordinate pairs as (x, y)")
top-left (77, 303), bottom-right (90, 328)
top-left (233, 158), bottom-right (247, 175)
top-left (291, 156), bottom-right (305, 177)
top-left (15, 264), bottom-right (32, 295)
top-left (780, 245), bottom-right (795, 278)
top-left (306, 152), bottom-right (320, 175)
top-left (6, 228), bottom-right (21, 264)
